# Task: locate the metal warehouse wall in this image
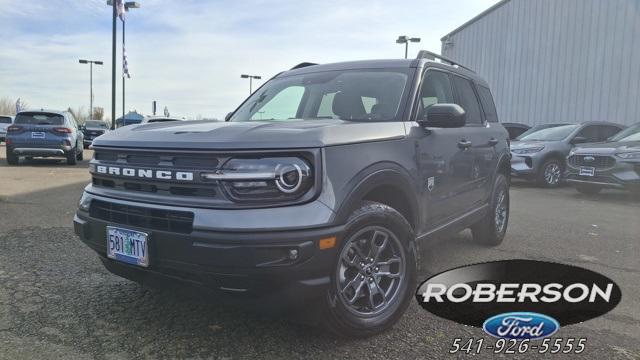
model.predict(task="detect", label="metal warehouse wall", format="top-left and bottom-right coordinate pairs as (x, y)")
top-left (441, 0), bottom-right (640, 126)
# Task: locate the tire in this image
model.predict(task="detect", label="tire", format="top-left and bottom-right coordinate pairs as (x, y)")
top-left (77, 149), bottom-right (83, 161)
top-left (537, 158), bottom-right (563, 187)
top-left (66, 146), bottom-right (77, 165)
top-left (575, 184), bottom-right (602, 195)
top-left (322, 201), bottom-right (417, 338)
top-left (471, 173), bottom-right (509, 246)
top-left (6, 149), bottom-right (19, 165)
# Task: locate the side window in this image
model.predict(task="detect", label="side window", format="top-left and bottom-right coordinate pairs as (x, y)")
top-left (575, 126), bottom-right (600, 142)
top-left (250, 86), bottom-right (305, 120)
top-left (477, 86), bottom-right (498, 123)
top-left (599, 125), bottom-right (623, 140)
top-left (451, 75), bottom-right (483, 124)
top-left (417, 70), bottom-right (454, 118)
top-left (317, 92), bottom-right (337, 118)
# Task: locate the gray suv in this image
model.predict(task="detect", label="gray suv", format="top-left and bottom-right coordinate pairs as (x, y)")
top-left (6, 110), bottom-right (85, 165)
top-left (74, 53), bottom-right (511, 337)
top-left (510, 122), bottom-right (625, 187)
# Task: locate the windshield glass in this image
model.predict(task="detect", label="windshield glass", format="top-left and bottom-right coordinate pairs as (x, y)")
top-left (609, 123), bottom-right (640, 142)
top-left (518, 124), bottom-right (579, 141)
top-left (516, 124), bottom-right (569, 140)
top-left (85, 120), bottom-right (107, 128)
top-left (230, 69), bottom-right (412, 122)
top-left (15, 112), bottom-right (64, 125)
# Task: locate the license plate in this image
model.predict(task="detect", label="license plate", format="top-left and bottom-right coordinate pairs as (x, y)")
top-left (106, 226), bottom-right (149, 267)
top-left (579, 166), bottom-right (595, 177)
top-left (31, 132), bottom-right (45, 139)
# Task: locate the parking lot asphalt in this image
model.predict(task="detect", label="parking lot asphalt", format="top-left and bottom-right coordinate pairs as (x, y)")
top-left (0, 143), bottom-right (639, 360)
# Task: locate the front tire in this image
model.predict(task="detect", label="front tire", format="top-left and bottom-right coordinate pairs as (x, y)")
top-left (471, 173), bottom-right (509, 246)
top-left (537, 158), bottom-right (563, 187)
top-left (575, 184), bottom-right (602, 195)
top-left (322, 201), bottom-right (417, 338)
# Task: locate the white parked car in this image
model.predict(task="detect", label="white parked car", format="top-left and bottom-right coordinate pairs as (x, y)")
top-left (0, 115), bottom-right (14, 142)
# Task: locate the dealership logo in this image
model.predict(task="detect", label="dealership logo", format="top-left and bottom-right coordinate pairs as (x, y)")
top-left (583, 156), bottom-right (595, 162)
top-left (415, 259), bottom-right (622, 333)
top-left (92, 165), bottom-right (194, 181)
top-left (482, 312), bottom-right (559, 340)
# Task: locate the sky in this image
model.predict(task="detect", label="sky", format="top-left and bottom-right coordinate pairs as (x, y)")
top-left (0, 0), bottom-right (500, 120)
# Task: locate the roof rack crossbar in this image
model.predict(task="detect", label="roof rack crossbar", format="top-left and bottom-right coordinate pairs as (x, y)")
top-left (416, 50), bottom-right (475, 73)
top-left (290, 62), bottom-right (318, 70)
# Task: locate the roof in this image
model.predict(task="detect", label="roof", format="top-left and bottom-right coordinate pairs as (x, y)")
top-left (441, 0), bottom-right (511, 41)
top-left (280, 59), bottom-right (419, 77)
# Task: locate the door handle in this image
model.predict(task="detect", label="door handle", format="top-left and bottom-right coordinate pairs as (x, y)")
top-left (488, 138), bottom-right (499, 146)
top-left (457, 139), bottom-right (472, 150)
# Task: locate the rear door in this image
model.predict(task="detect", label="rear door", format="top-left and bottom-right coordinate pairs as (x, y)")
top-left (450, 76), bottom-right (501, 208)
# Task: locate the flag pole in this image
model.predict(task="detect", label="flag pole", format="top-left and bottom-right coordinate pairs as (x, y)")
top-left (111, 0), bottom-right (117, 130)
top-left (122, 17), bottom-right (126, 122)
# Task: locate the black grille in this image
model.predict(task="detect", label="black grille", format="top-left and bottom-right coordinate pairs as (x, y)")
top-left (89, 199), bottom-right (194, 233)
top-left (93, 149), bottom-right (221, 169)
top-left (568, 155), bottom-right (615, 169)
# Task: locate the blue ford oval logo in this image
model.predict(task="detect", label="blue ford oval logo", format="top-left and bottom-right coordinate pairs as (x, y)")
top-left (483, 312), bottom-right (559, 340)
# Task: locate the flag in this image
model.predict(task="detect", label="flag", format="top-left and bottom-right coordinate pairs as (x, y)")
top-left (15, 98), bottom-right (22, 113)
top-left (116, 0), bottom-right (126, 20)
top-left (123, 48), bottom-right (131, 78)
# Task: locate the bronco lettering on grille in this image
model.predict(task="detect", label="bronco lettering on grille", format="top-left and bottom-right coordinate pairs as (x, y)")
top-left (95, 165), bottom-right (194, 181)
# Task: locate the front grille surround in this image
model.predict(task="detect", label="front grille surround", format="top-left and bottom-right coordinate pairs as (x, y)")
top-left (568, 154), bottom-right (616, 170)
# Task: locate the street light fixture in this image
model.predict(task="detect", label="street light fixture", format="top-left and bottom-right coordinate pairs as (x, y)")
top-left (79, 59), bottom-right (103, 122)
top-left (396, 35), bottom-right (421, 59)
top-left (241, 74), bottom-right (262, 94)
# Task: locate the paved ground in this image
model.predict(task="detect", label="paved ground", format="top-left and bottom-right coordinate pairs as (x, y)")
top-left (0, 143), bottom-right (638, 359)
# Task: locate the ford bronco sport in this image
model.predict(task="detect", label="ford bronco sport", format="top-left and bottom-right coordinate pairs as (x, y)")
top-left (74, 51), bottom-right (511, 337)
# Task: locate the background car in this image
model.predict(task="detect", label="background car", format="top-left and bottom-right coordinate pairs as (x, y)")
top-left (502, 122), bottom-right (530, 140)
top-left (510, 122), bottom-right (625, 187)
top-left (566, 122), bottom-right (640, 194)
top-left (0, 115), bottom-right (14, 142)
top-left (80, 119), bottom-right (110, 148)
top-left (5, 110), bottom-right (84, 165)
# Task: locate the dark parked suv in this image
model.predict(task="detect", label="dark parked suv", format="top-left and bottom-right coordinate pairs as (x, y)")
top-left (74, 52), bottom-right (511, 337)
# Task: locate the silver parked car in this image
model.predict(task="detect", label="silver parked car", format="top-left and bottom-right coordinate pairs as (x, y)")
top-left (0, 115), bottom-right (13, 142)
top-left (510, 122), bottom-right (625, 187)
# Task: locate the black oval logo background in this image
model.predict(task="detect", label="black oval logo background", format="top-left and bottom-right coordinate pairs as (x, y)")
top-left (415, 259), bottom-right (622, 327)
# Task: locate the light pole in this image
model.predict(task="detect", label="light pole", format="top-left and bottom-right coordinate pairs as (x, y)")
top-left (241, 74), bottom-right (262, 94)
top-left (79, 59), bottom-right (103, 121)
top-left (396, 35), bottom-right (421, 59)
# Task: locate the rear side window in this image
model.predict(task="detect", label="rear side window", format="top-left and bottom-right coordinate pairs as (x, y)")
top-left (15, 112), bottom-right (64, 125)
top-left (0, 116), bottom-right (11, 124)
top-left (451, 76), bottom-right (483, 124)
top-left (599, 125), bottom-right (623, 140)
top-left (477, 86), bottom-right (498, 123)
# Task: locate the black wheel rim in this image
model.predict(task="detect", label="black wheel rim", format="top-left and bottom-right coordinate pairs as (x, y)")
top-left (336, 226), bottom-right (406, 316)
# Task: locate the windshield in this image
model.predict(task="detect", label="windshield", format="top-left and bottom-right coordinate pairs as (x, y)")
top-left (85, 120), bottom-right (107, 128)
top-left (516, 124), bottom-right (569, 140)
top-left (230, 69), bottom-right (412, 122)
top-left (608, 123), bottom-right (640, 142)
top-left (518, 124), bottom-right (579, 141)
top-left (15, 112), bottom-right (64, 125)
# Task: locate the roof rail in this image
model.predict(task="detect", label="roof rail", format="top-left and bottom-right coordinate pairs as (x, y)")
top-left (416, 50), bottom-right (475, 73)
top-left (290, 62), bottom-right (318, 70)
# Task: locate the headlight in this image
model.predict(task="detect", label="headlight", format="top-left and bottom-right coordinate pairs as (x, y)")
top-left (202, 157), bottom-right (313, 202)
top-left (616, 151), bottom-right (640, 160)
top-left (512, 146), bottom-right (545, 155)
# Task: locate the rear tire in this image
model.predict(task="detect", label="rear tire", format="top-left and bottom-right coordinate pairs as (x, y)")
top-left (6, 150), bottom-right (19, 165)
top-left (322, 201), bottom-right (417, 338)
top-left (66, 146), bottom-right (77, 165)
top-left (77, 149), bottom-right (83, 161)
top-left (575, 184), bottom-right (602, 195)
top-left (471, 173), bottom-right (509, 246)
top-left (537, 158), bottom-right (563, 188)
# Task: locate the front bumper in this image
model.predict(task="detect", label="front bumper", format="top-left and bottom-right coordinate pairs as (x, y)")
top-left (74, 192), bottom-right (343, 307)
top-left (510, 152), bottom-right (543, 178)
top-left (566, 160), bottom-right (640, 191)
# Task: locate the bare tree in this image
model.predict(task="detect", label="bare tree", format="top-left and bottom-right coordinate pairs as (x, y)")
top-left (92, 107), bottom-right (104, 120)
top-left (0, 97), bottom-right (29, 115)
top-left (67, 106), bottom-right (88, 124)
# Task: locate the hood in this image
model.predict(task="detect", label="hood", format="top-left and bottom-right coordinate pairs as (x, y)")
top-left (572, 140), bottom-right (640, 155)
top-left (510, 140), bottom-right (551, 149)
top-left (91, 119), bottom-right (406, 150)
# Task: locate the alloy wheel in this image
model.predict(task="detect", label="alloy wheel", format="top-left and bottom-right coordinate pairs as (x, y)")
top-left (544, 163), bottom-right (561, 185)
top-left (494, 189), bottom-right (508, 234)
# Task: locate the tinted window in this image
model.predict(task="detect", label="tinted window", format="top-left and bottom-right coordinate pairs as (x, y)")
top-left (0, 116), bottom-right (11, 124)
top-left (610, 123), bottom-right (640, 141)
top-left (519, 124), bottom-right (579, 141)
top-left (15, 112), bottom-right (64, 125)
top-left (575, 126), bottom-right (600, 142)
top-left (600, 125), bottom-right (623, 140)
top-left (231, 69), bottom-right (412, 122)
top-left (452, 76), bottom-right (482, 124)
top-left (417, 70), bottom-right (454, 119)
top-left (85, 120), bottom-right (108, 128)
top-left (477, 86), bottom-right (498, 123)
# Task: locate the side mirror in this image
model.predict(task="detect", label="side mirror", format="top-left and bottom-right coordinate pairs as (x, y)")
top-left (419, 103), bottom-right (466, 128)
top-left (571, 136), bottom-right (588, 144)
top-left (224, 112), bottom-right (233, 122)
